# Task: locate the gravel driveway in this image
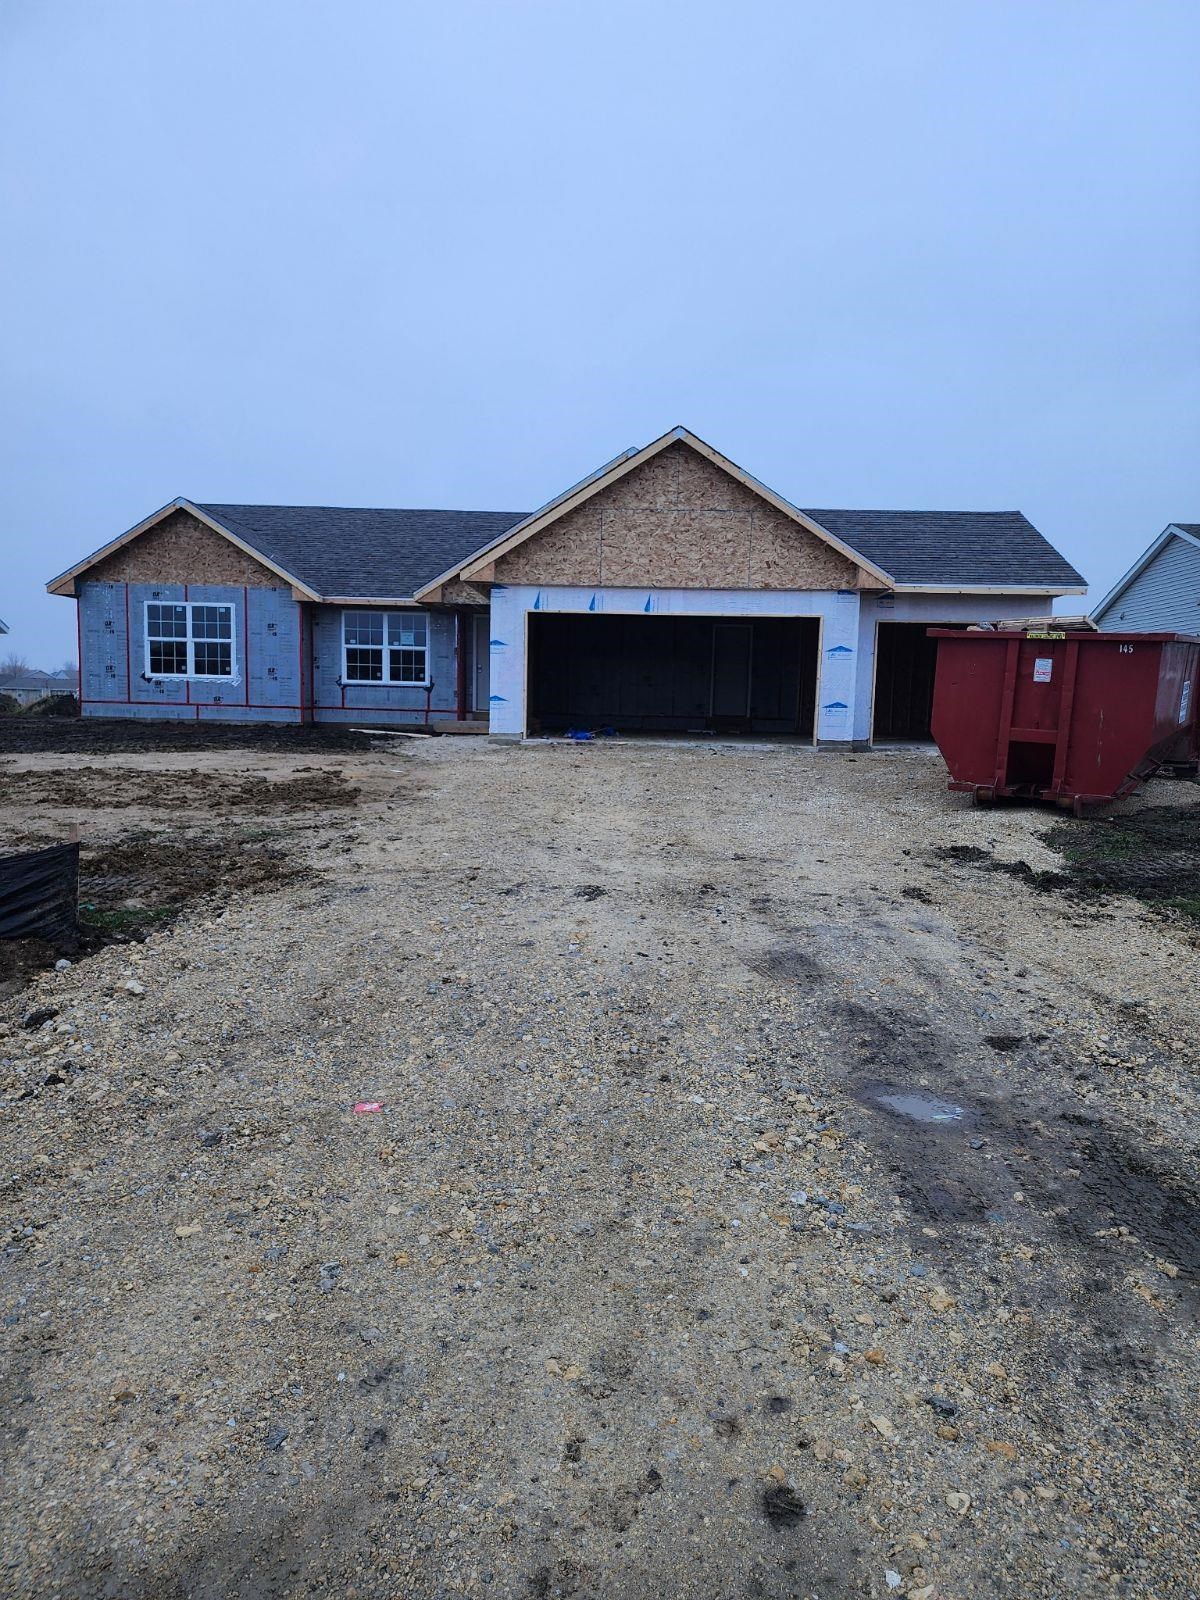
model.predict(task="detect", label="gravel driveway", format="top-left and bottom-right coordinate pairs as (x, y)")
top-left (2, 736), bottom-right (1197, 1599)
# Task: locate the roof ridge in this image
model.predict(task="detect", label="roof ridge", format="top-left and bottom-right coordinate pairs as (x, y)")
top-left (800, 507), bottom-right (1029, 517)
top-left (198, 501), bottom-right (529, 516)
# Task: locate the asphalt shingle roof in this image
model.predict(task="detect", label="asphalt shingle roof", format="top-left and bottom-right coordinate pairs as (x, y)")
top-left (190, 500), bottom-right (1083, 596)
top-left (799, 508), bottom-right (1085, 588)
top-left (197, 505), bottom-right (528, 599)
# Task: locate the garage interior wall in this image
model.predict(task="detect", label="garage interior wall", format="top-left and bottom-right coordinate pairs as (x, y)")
top-left (527, 613), bottom-right (820, 736)
top-left (871, 623), bottom-right (942, 741)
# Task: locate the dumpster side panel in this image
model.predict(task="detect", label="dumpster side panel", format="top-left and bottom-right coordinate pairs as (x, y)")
top-left (929, 635), bottom-right (1009, 788)
top-left (1062, 641), bottom-right (1160, 798)
top-left (1001, 639), bottom-right (1067, 792)
top-left (1151, 640), bottom-right (1199, 752)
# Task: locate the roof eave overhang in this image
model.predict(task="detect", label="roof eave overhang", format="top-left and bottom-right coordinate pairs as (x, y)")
top-left (413, 546), bottom-right (520, 603)
top-left (45, 499), bottom-right (322, 600)
top-left (318, 596), bottom-right (422, 607)
top-left (452, 426), bottom-right (892, 589)
top-left (890, 582), bottom-right (1088, 596)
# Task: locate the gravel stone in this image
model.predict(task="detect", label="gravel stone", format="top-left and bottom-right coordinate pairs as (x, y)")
top-left (0, 735), bottom-right (1196, 1598)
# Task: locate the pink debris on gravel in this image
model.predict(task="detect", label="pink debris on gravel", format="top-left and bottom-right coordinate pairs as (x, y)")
top-left (353, 1101), bottom-right (383, 1114)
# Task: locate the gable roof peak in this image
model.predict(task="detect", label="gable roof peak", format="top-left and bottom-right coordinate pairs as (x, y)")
top-left (451, 427), bottom-right (894, 589)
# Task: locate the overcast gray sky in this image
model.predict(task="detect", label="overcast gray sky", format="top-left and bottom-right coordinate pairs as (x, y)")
top-left (2, 0), bottom-right (1198, 664)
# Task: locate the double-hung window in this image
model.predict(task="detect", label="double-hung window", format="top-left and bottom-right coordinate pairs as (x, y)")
top-left (145, 602), bottom-right (235, 678)
top-left (342, 611), bottom-right (429, 685)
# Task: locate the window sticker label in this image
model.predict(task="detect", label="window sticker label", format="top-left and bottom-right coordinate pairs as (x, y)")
top-left (1033, 657), bottom-right (1053, 684)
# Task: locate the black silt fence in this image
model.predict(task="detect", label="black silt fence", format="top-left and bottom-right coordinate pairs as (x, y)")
top-left (0, 843), bottom-right (80, 952)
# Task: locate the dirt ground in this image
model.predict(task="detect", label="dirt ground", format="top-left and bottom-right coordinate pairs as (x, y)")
top-left (0, 718), bottom-right (385, 756)
top-left (1, 735), bottom-right (1197, 1600)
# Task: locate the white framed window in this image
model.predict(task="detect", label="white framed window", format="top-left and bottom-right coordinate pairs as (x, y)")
top-left (145, 601), bottom-right (235, 678)
top-left (342, 610), bottom-right (429, 685)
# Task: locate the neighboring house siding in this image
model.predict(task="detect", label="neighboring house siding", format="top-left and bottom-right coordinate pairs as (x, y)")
top-left (78, 578), bottom-right (305, 721)
top-left (1096, 534), bottom-right (1200, 632)
top-left (309, 606), bottom-right (462, 725)
top-left (0, 674), bottom-right (78, 705)
top-left (493, 442), bottom-right (867, 591)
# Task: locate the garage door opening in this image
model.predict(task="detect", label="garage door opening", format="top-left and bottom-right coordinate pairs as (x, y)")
top-left (527, 614), bottom-right (819, 738)
top-left (872, 622), bottom-right (948, 741)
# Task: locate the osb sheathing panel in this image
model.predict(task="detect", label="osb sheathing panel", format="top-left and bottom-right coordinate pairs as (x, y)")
top-left (601, 508), bottom-right (754, 587)
top-left (439, 578), bottom-right (488, 605)
top-left (493, 442), bottom-right (866, 590)
top-left (495, 502), bottom-right (603, 584)
top-left (748, 504), bottom-right (862, 589)
top-left (91, 511), bottom-right (278, 587)
top-left (603, 445), bottom-right (682, 510)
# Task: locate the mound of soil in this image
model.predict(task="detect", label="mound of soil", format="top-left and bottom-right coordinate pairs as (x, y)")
top-left (0, 718), bottom-right (391, 755)
top-left (0, 833), bottom-right (306, 994)
top-left (0, 768), bottom-right (359, 812)
top-left (0, 937), bottom-right (59, 1001)
top-left (933, 843), bottom-right (1064, 891)
top-left (78, 833), bottom-right (301, 940)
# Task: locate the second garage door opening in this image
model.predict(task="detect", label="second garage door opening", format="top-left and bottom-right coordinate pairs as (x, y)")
top-left (527, 614), bottom-right (820, 738)
top-left (872, 621), bottom-right (952, 742)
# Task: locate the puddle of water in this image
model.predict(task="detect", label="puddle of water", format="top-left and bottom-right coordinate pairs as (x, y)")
top-left (873, 1088), bottom-right (966, 1124)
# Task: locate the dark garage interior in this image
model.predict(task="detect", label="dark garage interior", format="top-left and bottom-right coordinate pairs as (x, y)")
top-left (872, 621), bottom-right (945, 741)
top-left (527, 613), bottom-right (820, 737)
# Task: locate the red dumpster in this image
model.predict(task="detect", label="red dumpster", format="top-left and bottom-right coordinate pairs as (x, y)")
top-left (928, 629), bottom-right (1200, 812)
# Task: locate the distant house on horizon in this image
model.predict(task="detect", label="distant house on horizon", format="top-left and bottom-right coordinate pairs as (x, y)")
top-left (1091, 524), bottom-right (1200, 633)
top-left (0, 667), bottom-right (79, 707)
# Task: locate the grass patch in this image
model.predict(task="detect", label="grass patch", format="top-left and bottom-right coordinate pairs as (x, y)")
top-left (1043, 803), bottom-right (1200, 911)
top-left (1054, 827), bottom-right (1138, 865)
top-left (936, 799), bottom-right (1200, 926)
